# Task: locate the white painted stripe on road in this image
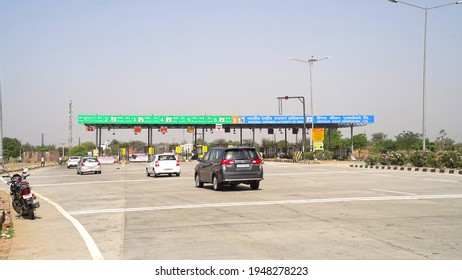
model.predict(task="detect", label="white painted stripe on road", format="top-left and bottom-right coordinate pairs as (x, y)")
top-left (34, 192), bottom-right (104, 260)
top-left (423, 178), bottom-right (459, 183)
top-left (372, 189), bottom-right (417, 196)
top-left (0, 177), bottom-right (103, 260)
top-left (68, 193), bottom-right (462, 216)
top-left (33, 177), bottom-right (191, 187)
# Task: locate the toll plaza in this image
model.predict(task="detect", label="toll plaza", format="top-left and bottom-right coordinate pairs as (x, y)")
top-left (78, 114), bottom-right (374, 158)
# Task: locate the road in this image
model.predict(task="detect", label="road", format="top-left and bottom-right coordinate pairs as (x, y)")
top-left (2, 161), bottom-right (462, 260)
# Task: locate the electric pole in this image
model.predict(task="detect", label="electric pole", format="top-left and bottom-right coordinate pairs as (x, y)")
top-left (68, 100), bottom-right (73, 148)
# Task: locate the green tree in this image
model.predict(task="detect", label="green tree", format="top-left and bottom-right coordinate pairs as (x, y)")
top-left (352, 133), bottom-right (368, 158)
top-left (210, 138), bottom-right (229, 147)
top-left (110, 139), bottom-right (121, 155)
top-left (371, 132), bottom-right (387, 143)
top-left (38, 144), bottom-right (56, 152)
top-left (3, 137), bottom-right (22, 161)
top-left (434, 129), bottom-right (455, 151)
top-left (81, 141), bottom-right (96, 152)
top-left (128, 140), bottom-right (147, 152)
top-left (324, 129), bottom-right (344, 149)
top-left (22, 143), bottom-right (36, 152)
top-left (395, 131), bottom-right (422, 150)
top-left (371, 139), bottom-right (397, 153)
top-left (67, 145), bottom-right (88, 157)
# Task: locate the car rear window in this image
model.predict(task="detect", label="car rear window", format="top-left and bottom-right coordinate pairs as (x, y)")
top-left (84, 158), bottom-right (98, 163)
top-left (158, 155), bottom-right (176, 161)
top-left (225, 149), bottom-right (259, 160)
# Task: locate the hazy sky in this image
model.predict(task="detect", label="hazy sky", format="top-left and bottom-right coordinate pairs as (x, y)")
top-left (1, 0), bottom-right (461, 146)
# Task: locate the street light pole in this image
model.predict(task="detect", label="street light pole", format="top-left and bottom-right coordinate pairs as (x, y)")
top-left (289, 56), bottom-right (332, 152)
top-left (388, 0), bottom-right (462, 151)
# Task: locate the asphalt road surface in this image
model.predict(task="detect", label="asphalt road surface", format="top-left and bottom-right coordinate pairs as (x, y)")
top-left (2, 161), bottom-right (462, 260)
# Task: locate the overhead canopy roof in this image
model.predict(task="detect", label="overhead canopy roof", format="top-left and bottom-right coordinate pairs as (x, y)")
top-left (78, 114), bottom-right (374, 129)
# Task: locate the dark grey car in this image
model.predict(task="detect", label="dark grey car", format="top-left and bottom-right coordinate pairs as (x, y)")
top-left (194, 147), bottom-right (264, 191)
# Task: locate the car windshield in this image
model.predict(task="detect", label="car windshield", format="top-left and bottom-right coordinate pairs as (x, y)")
top-left (225, 149), bottom-right (259, 160)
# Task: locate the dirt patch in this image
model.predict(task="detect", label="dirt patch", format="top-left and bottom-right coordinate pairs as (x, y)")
top-left (0, 191), bottom-right (13, 260)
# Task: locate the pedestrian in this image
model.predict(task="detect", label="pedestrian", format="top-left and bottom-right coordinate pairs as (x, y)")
top-left (41, 156), bottom-right (45, 167)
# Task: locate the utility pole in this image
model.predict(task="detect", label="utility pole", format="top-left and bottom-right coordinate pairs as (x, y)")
top-left (68, 100), bottom-right (73, 148)
top-left (0, 77), bottom-right (4, 171)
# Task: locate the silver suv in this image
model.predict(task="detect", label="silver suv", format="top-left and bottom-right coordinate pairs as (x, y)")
top-left (194, 147), bottom-right (264, 191)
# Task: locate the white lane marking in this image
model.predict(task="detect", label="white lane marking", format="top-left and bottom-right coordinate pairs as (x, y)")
top-left (68, 193), bottom-right (462, 216)
top-left (266, 171), bottom-right (352, 176)
top-left (1, 177), bottom-right (103, 260)
top-left (423, 178), bottom-right (459, 183)
top-left (34, 192), bottom-right (104, 260)
top-left (372, 189), bottom-right (417, 196)
top-left (33, 177), bottom-right (191, 187)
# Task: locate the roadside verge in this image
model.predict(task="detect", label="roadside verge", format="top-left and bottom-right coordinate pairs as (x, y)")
top-left (350, 164), bottom-right (462, 175)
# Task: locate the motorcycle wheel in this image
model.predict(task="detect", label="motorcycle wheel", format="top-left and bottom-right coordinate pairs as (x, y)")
top-left (24, 204), bottom-right (36, 220)
top-left (12, 199), bottom-right (22, 214)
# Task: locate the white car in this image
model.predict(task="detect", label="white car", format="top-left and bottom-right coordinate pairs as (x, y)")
top-left (76, 157), bottom-right (102, 175)
top-left (146, 153), bottom-right (181, 177)
top-left (67, 156), bottom-right (81, 168)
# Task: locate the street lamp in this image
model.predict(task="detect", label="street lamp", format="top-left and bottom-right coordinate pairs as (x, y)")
top-left (388, 0), bottom-right (462, 151)
top-left (289, 56), bottom-right (332, 152)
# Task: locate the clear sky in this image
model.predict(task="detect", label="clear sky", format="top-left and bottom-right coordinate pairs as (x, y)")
top-left (1, 0), bottom-right (461, 146)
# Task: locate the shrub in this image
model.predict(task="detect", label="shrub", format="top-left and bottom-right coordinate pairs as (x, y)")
top-left (315, 150), bottom-right (334, 160)
top-left (437, 151), bottom-right (462, 169)
top-left (375, 149), bottom-right (462, 169)
top-left (379, 151), bottom-right (408, 166)
top-left (365, 154), bottom-right (380, 165)
top-left (409, 150), bottom-right (430, 167)
top-left (425, 152), bottom-right (439, 168)
top-left (305, 152), bottom-right (316, 160)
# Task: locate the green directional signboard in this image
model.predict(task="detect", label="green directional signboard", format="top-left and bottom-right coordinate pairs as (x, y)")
top-left (78, 115), bottom-right (236, 125)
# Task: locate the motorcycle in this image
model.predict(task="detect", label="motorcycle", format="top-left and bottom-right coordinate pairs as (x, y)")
top-left (3, 167), bottom-right (40, 220)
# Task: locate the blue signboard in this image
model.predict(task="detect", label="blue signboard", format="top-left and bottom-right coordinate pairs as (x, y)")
top-left (240, 115), bottom-right (374, 125)
top-left (315, 115), bottom-right (374, 124)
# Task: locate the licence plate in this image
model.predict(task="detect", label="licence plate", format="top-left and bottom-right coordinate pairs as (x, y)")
top-left (163, 168), bottom-right (173, 171)
top-left (236, 164), bottom-right (250, 168)
top-left (23, 194), bottom-right (33, 199)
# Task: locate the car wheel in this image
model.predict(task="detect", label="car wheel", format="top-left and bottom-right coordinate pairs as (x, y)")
top-left (250, 181), bottom-right (260, 190)
top-left (154, 173), bottom-right (158, 178)
top-left (146, 169), bottom-right (151, 177)
top-left (195, 173), bottom-right (204, 188)
top-left (176, 172), bottom-right (180, 177)
top-left (213, 175), bottom-right (223, 191)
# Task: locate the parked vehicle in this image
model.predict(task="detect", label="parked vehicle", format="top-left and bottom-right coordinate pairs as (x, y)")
top-left (194, 147), bottom-right (264, 191)
top-left (146, 153), bottom-right (181, 177)
top-left (67, 156), bottom-right (81, 168)
top-left (3, 167), bottom-right (40, 220)
top-left (77, 157), bottom-right (102, 175)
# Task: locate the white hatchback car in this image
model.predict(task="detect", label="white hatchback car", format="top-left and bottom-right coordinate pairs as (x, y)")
top-left (67, 156), bottom-right (81, 168)
top-left (146, 153), bottom-right (180, 177)
top-left (76, 157), bottom-right (102, 175)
